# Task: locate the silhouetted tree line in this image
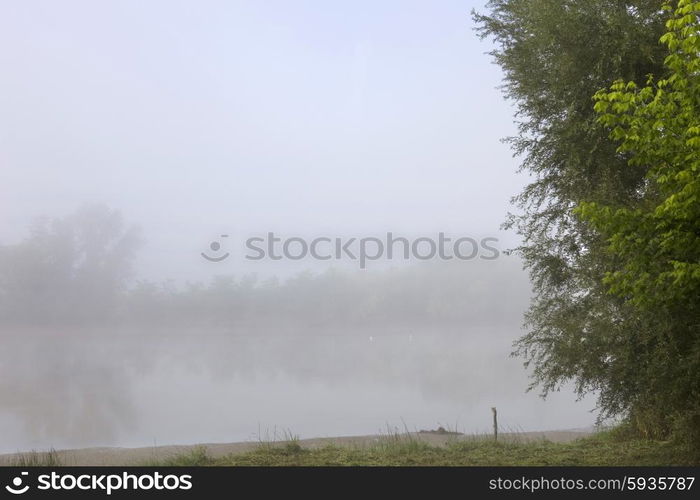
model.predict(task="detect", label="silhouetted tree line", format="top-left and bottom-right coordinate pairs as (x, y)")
top-left (0, 205), bottom-right (529, 329)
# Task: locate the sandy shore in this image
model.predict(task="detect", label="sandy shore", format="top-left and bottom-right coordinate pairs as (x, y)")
top-left (0, 429), bottom-right (593, 466)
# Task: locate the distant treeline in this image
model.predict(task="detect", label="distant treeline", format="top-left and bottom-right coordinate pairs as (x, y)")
top-left (0, 205), bottom-right (529, 328)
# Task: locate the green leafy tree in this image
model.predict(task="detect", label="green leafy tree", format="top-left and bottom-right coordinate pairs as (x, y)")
top-left (474, 1), bottom-right (670, 422)
top-left (478, 0), bottom-right (700, 439)
top-left (578, 0), bottom-right (700, 434)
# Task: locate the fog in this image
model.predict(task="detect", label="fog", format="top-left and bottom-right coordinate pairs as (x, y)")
top-left (0, 0), bottom-right (595, 452)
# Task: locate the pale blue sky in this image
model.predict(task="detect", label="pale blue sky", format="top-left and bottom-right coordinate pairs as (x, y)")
top-left (0, 0), bottom-right (525, 280)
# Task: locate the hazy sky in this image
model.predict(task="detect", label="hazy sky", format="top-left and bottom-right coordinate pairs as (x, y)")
top-left (0, 0), bottom-right (525, 281)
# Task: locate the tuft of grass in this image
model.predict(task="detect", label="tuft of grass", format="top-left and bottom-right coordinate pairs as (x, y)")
top-left (282, 438), bottom-right (304, 455)
top-left (371, 423), bottom-right (434, 457)
top-left (10, 449), bottom-right (62, 467)
top-left (147, 446), bottom-right (213, 466)
top-left (253, 427), bottom-right (305, 456)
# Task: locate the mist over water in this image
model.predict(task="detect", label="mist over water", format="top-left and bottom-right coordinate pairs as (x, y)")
top-left (0, 1), bottom-right (598, 453)
top-left (0, 252), bottom-right (595, 453)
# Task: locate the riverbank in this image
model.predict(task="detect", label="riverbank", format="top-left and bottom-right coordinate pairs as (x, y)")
top-left (1, 428), bottom-right (695, 466)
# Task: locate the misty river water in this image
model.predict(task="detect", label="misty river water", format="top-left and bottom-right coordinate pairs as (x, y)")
top-left (0, 326), bottom-right (596, 453)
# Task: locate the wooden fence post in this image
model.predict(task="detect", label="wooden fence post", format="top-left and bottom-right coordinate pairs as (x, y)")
top-left (491, 407), bottom-right (498, 442)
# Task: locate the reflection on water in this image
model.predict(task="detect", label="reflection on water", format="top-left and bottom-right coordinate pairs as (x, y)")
top-left (0, 327), bottom-right (595, 452)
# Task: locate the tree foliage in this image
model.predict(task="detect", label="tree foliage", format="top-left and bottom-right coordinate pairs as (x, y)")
top-left (576, 0), bottom-right (700, 433)
top-left (582, 1), bottom-right (700, 311)
top-left (473, 0), bottom-right (700, 434)
top-left (0, 205), bottom-right (141, 323)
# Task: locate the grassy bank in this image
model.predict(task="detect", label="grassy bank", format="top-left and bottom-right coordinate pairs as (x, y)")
top-left (8, 428), bottom-right (695, 466)
top-left (151, 430), bottom-right (697, 467)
